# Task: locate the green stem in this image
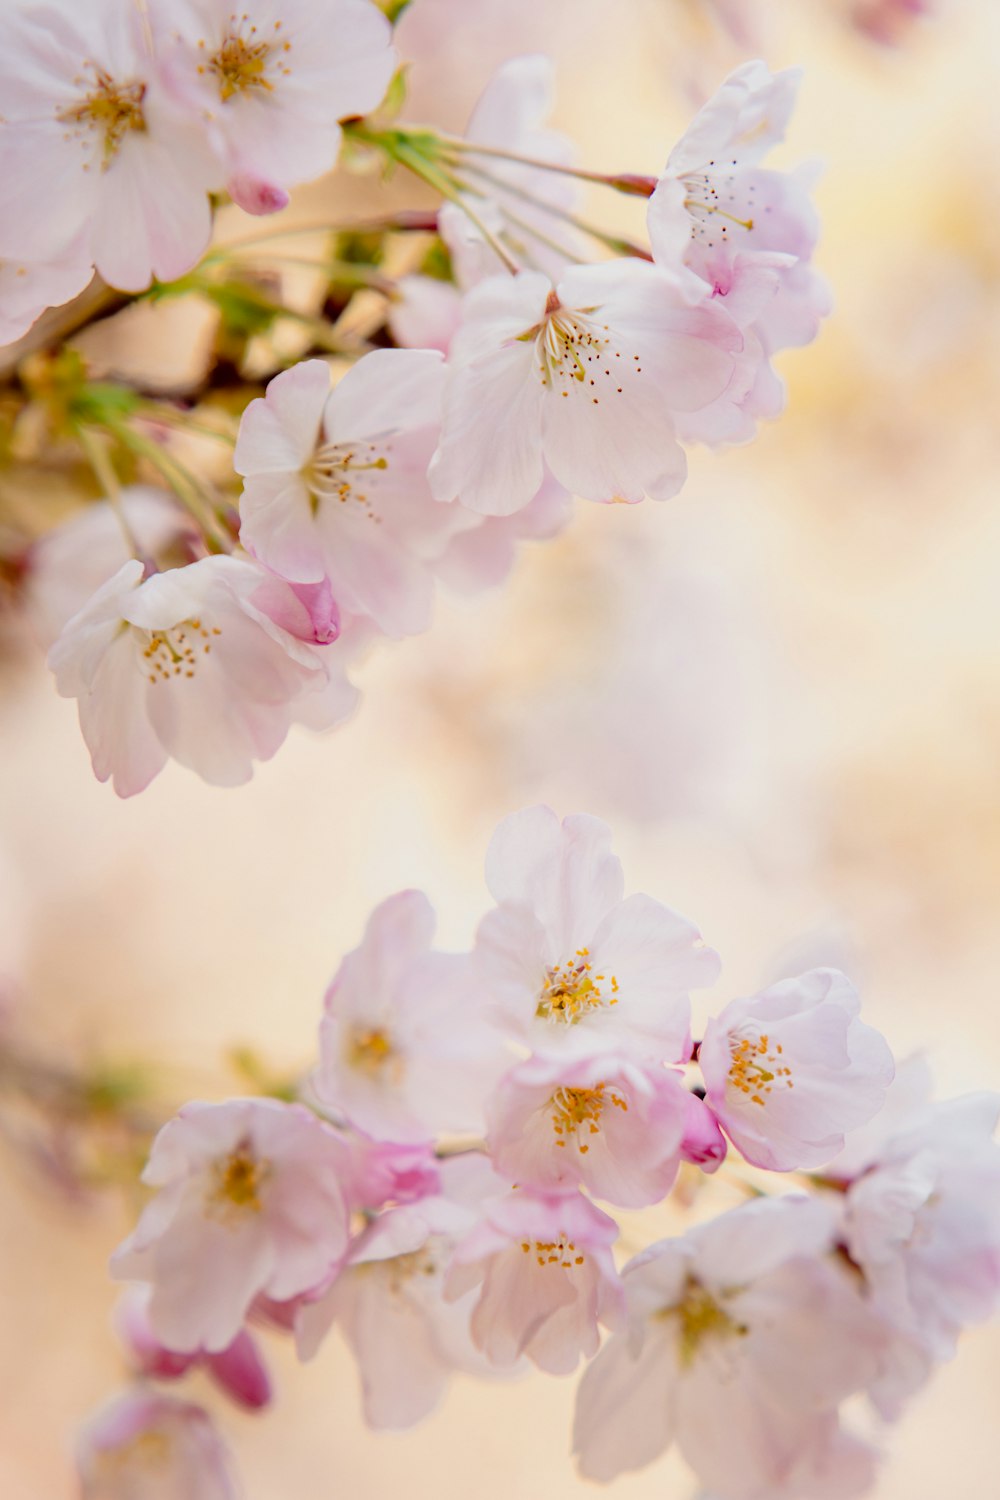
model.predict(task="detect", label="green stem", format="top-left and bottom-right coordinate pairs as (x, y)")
top-left (349, 123), bottom-right (521, 275)
top-left (74, 424), bottom-right (144, 561)
top-left (432, 132), bottom-right (658, 198)
top-left (454, 157), bottom-right (653, 261)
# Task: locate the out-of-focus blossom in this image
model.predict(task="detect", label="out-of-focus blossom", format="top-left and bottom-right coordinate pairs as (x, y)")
top-left (48, 554), bottom-right (356, 796)
top-left (573, 1196), bottom-right (883, 1493)
top-left (25, 488), bottom-right (199, 648)
top-left (829, 1062), bottom-right (1000, 1413)
top-left (438, 54), bottom-right (581, 286)
top-left (156, 0), bottom-right (395, 212)
top-left (699, 969), bottom-right (894, 1171)
top-left (111, 1098), bottom-right (352, 1352)
top-left (0, 0), bottom-right (217, 292)
top-left (115, 1286), bottom-right (272, 1410)
top-left (295, 1157), bottom-right (502, 1427)
top-left (0, 250), bottom-right (93, 348)
top-left (849, 0), bottom-right (933, 46)
top-left (314, 889), bottom-right (508, 1144)
top-left (77, 1389), bottom-right (238, 1500)
top-left (474, 805), bottom-right (720, 1061)
top-left (486, 1051), bottom-right (690, 1206)
top-left (235, 352), bottom-right (473, 638)
top-left (429, 261), bottom-right (743, 515)
top-left (446, 1186), bottom-right (622, 1374)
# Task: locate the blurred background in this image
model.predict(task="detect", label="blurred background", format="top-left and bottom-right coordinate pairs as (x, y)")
top-left (1, 0), bottom-right (999, 1494)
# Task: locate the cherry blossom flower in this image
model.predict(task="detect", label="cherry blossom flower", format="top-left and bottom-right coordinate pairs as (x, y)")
top-left (48, 554), bottom-right (357, 796)
top-left (573, 1195), bottom-right (884, 1494)
top-left (115, 1286), bottom-right (272, 1410)
top-left (438, 54), bottom-right (581, 287)
top-left (699, 968), bottom-right (894, 1171)
top-left (648, 61), bottom-right (830, 362)
top-left (295, 1157), bottom-right (503, 1427)
top-left (314, 889), bottom-right (508, 1144)
top-left (77, 1389), bottom-right (238, 1500)
top-left (829, 1065), bottom-right (1000, 1414)
top-left (25, 488), bottom-right (199, 649)
top-left (446, 1186), bottom-right (622, 1374)
top-left (473, 805), bottom-right (720, 1061)
top-left (429, 260), bottom-right (743, 516)
top-left (235, 352), bottom-right (473, 638)
top-left (647, 61), bottom-right (810, 277)
top-left (111, 1098), bottom-right (353, 1353)
top-left (156, 0), bottom-right (396, 214)
top-left (0, 0), bottom-right (218, 292)
top-left (0, 249), bottom-right (93, 348)
top-left (486, 1051), bottom-right (691, 1207)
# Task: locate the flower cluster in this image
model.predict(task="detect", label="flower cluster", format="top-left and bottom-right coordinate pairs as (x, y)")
top-left (0, 0), bottom-right (396, 310)
top-left (90, 807), bottom-right (1000, 1499)
top-left (17, 46), bottom-right (828, 796)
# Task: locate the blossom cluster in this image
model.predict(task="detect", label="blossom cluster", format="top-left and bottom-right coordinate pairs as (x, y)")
top-left (85, 807), bottom-right (1000, 1499)
top-left (0, 0), bottom-right (396, 320)
top-left (5, 30), bottom-right (830, 794)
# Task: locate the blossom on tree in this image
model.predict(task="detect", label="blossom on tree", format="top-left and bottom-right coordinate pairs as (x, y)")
top-left (0, 0), bottom-right (218, 293)
top-left (698, 968), bottom-right (895, 1171)
top-left (429, 261), bottom-right (744, 516)
top-left (573, 1196), bottom-right (884, 1494)
top-left (648, 61), bottom-right (830, 359)
top-left (314, 889), bottom-right (507, 1144)
top-left (485, 1050), bottom-right (691, 1207)
top-left (235, 352), bottom-right (473, 639)
top-left (155, 0), bottom-right (396, 214)
top-left (48, 554), bottom-right (357, 796)
top-left (446, 1186), bottom-right (623, 1374)
top-left (474, 805), bottom-right (719, 1061)
top-left (77, 1390), bottom-right (238, 1500)
top-left (648, 60), bottom-right (809, 274)
top-left (438, 54), bottom-right (581, 287)
top-left (111, 1098), bottom-right (353, 1353)
top-left (830, 1062), bottom-right (1000, 1414)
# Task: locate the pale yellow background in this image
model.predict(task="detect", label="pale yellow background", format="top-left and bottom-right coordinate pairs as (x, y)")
top-left (1, 1), bottom-right (999, 1496)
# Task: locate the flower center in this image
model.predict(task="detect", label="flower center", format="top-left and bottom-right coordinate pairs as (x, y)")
top-left (59, 71), bottom-right (147, 166)
top-left (664, 1276), bottom-right (748, 1367)
top-left (210, 1143), bottom-right (267, 1216)
top-left (139, 618), bottom-right (221, 684)
top-left (348, 1026), bottom-right (394, 1075)
top-left (304, 441), bottom-right (389, 521)
top-left (681, 163), bottom-right (755, 247)
top-left (520, 1236), bottom-right (586, 1269)
top-left (727, 1031), bottom-right (794, 1107)
top-left (523, 295), bottom-right (637, 406)
top-left (550, 1083), bottom-right (627, 1152)
top-left (198, 17), bottom-right (293, 103)
top-left (536, 948), bottom-right (618, 1024)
